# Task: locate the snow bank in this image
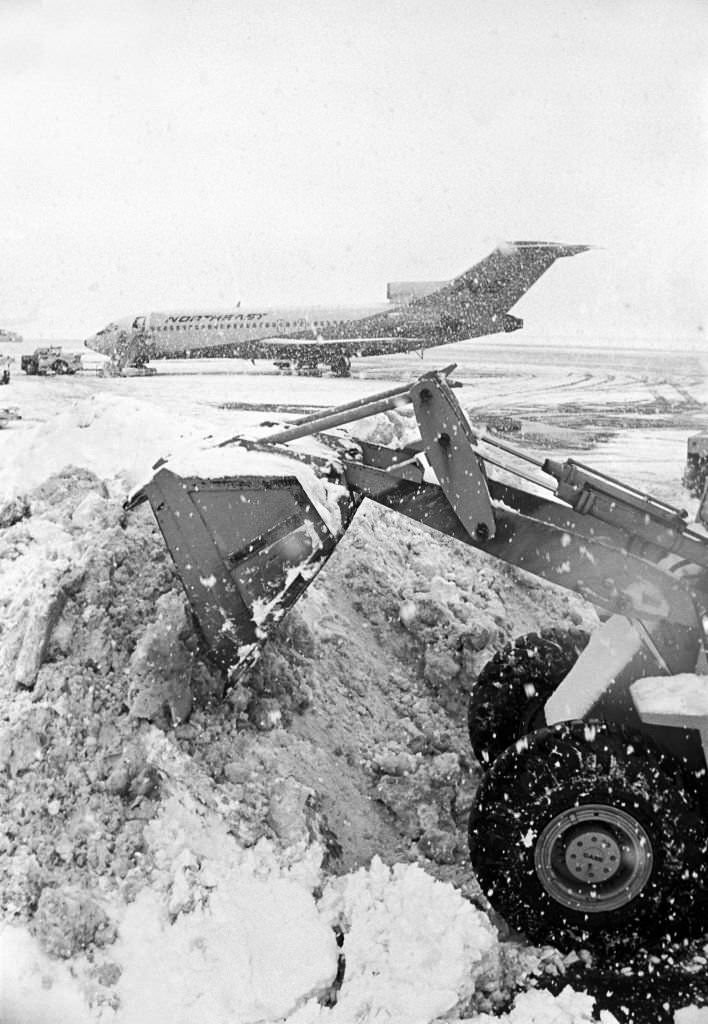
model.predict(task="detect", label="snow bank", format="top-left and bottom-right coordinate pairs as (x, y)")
top-left (0, 393), bottom-right (208, 501)
top-left (115, 883), bottom-right (334, 1023)
top-left (353, 403), bottom-right (421, 449)
top-left (0, 925), bottom-right (95, 1024)
top-left (0, 390), bottom-right (349, 533)
top-left (113, 799), bottom-right (338, 1024)
top-left (290, 857), bottom-right (497, 1023)
top-left (13, 390), bottom-right (697, 1022)
top-left (465, 985), bottom-right (609, 1023)
top-left (0, 465), bottom-right (598, 1023)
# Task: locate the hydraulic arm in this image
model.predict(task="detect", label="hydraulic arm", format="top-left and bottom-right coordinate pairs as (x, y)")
top-left (131, 366), bottom-right (708, 956)
top-left (133, 368), bottom-right (708, 690)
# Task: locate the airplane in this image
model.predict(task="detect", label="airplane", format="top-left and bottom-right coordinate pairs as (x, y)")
top-left (84, 241), bottom-right (590, 377)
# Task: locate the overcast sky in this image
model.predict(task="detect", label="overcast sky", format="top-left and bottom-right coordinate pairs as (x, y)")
top-left (1, 0), bottom-right (706, 342)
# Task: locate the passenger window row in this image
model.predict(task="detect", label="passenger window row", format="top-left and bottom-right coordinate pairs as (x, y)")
top-left (150, 319), bottom-right (341, 332)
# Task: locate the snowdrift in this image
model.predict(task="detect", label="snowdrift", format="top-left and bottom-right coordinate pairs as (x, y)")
top-left (0, 392), bottom-right (675, 1023)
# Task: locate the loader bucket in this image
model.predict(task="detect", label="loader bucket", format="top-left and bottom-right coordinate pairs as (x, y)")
top-left (140, 465), bottom-right (356, 676)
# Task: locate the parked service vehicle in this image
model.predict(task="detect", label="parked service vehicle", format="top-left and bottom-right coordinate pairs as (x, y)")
top-left (21, 347), bottom-right (83, 376)
top-left (685, 431), bottom-right (708, 496)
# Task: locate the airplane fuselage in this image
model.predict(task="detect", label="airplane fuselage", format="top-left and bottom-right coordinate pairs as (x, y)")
top-left (84, 242), bottom-right (590, 373)
top-left (134, 302), bottom-right (395, 354)
top-left (86, 298), bottom-right (519, 370)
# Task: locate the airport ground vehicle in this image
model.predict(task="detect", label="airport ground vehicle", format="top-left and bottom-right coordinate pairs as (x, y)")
top-left (685, 431), bottom-right (708, 496)
top-left (132, 367), bottom-right (708, 954)
top-left (684, 431), bottom-right (708, 494)
top-left (684, 431), bottom-right (708, 527)
top-left (21, 346), bottom-right (82, 376)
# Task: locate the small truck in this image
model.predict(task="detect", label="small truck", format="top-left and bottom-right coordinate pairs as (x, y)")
top-left (685, 432), bottom-right (708, 495)
top-left (21, 346), bottom-right (82, 376)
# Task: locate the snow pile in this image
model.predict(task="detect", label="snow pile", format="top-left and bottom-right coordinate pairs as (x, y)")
top-left (0, 393), bottom-right (209, 501)
top-left (112, 798), bottom-right (337, 1023)
top-left (3, 391), bottom-right (671, 1022)
top-left (1, 799), bottom-right (335, 1024)
top-left (293, 857), bottom-right (497, 1022)
top-left (1, 850), bottom-right (608, 1024)
top-left (466, 985), bottom-right (608, 1023)
top-left (0, 926), bottom-right (97, 1024)
top-left (354, 402), bottom-right (421, 448)
top-left (0, 463), bottom-right (592, 1017)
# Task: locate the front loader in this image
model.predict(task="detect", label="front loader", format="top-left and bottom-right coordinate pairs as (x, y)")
top-left (130, 367), bottom-right (708, 954)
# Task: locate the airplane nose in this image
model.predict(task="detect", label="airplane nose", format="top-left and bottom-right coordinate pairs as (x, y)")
top-left (84, 332), bottom-right (109, 355)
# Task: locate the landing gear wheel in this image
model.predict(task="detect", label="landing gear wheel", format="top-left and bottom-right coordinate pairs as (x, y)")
top-left (468, 627), bottom-right (589, 764)
top-left (468, 721), bottom-right (708, 953)
top-left (296, 362), bottom-right (321, 377)
top-left (330, 355), bottom-right (351, 377)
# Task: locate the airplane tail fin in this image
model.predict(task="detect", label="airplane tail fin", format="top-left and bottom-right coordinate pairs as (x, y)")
top-left (420, 241), bottom-right (591, 337)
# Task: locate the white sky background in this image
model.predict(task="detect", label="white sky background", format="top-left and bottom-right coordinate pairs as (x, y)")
top-left (0, 0), bottom-right (706, 343)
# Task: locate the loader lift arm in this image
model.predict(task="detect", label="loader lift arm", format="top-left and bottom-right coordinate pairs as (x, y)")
top-left (133, 366), bottom-right (708, 955)
top-left (135, 367), bottom-right (708, 670)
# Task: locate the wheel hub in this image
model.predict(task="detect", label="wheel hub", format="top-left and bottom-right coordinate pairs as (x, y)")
top-left (534, 803), bottom-right (653, 914)
top-left (564, 827), bottom-right (621, 882)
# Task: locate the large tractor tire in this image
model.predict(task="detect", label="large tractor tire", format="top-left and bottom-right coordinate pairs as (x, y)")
top-left (52, 359), bottom-right (70, 375)
top-left (468, 720), bottom-right (707, 954)
top-left (468, 627), bottom-right (589, 764)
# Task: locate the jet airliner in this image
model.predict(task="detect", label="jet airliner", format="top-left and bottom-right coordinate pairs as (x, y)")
top-left (84, 241), bottom-right (589, 376)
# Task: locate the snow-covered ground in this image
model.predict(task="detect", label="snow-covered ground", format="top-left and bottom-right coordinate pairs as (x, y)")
top-left (2, 336), bottom-right (706, 499)
top-left (1, 339), bottom-right (707, 1023)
